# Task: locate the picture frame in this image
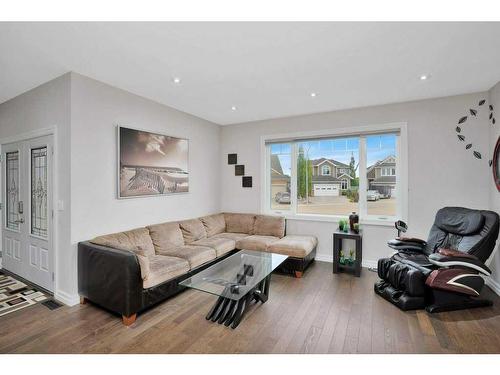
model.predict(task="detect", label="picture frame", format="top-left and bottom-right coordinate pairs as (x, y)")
top-left (117, 126), bottom-right (189, 199)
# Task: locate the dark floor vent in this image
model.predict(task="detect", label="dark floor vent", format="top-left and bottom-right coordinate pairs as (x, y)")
top-left (42, 300), bottom-right (63, 310)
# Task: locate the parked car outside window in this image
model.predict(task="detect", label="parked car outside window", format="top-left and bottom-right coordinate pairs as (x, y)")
top-left (367, 190), bottom-right (381, 201)
top-left (275, 191), bottom-right (291, 204)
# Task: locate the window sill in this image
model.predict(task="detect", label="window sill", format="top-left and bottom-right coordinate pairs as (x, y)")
top-left (264, 211), bottom-right (395, 227)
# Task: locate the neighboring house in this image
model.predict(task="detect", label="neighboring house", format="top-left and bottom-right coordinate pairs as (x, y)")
top-left (270, 154), bottom-right (290, 198)
top-left (310, 158), bottom-right (353, 196)
top-left (367, 155), bottom-right (396, 197)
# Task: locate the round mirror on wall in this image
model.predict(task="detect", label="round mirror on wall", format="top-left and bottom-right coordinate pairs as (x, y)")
top-left (494, 136), bottom-right (500, 192)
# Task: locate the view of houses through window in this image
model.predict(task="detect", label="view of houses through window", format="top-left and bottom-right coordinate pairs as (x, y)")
top-left (270, 143), bottom-right (292, 210)
top-left (268, 132), bottom-right (398, 218)
top-left (296, 137), bottom-right (359, 216)
top-left (366, 134), bottom-right (397, 216)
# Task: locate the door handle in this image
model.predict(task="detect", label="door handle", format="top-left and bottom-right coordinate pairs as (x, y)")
top-left (14, 218), bottom-right (24, 224)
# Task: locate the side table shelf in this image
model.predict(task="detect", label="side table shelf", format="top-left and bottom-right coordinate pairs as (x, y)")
top-left (332, 230), bottom-right (362, 277)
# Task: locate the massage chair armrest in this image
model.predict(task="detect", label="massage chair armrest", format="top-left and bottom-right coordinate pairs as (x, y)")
top-left (387, 238), bottom-right (427, 252)
top-left (396, 236), bottom-right (427, 245)
top-left (428, 248), bottom-right (491, 276)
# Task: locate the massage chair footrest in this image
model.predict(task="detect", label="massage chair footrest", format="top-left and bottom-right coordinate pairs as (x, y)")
top-left (425, 289), bottom-right (492, 313)
top-left (374, 280), bottom-right (426, 311)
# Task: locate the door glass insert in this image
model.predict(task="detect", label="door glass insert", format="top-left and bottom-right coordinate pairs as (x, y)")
top-left (6, 151), bottom-right (20, 230)
top-left (31, 147), bottom-right (48, 238)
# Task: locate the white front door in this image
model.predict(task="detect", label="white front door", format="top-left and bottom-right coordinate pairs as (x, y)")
top-left (1, 136), bottom-right (54, 291)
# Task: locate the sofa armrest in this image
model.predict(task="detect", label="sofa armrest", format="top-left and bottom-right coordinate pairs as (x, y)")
top-left (78, 241), bottom-right (143, 317)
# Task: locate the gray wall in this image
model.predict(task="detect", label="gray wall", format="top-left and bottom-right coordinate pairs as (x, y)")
top-left (488, 82), bottom-right (500, 293)
top-left (220, 92), bottom-right (492, 274)
top-left (69, 73), bottom-right (222, 302)
top-left (0, 73), bottom-right (222, 304)
top-left (0, 74), bottom-right (73, 303)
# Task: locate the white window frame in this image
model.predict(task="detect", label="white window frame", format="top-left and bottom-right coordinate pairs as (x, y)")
top-left (321, 164), bottom-right (331, 176)
top-left (261, 122), bottom-right (408, 226)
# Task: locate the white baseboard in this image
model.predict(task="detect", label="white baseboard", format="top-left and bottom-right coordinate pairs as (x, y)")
top-left (315, 253), bottom-right (377, 269)
top-left (55, 290), bottom-right (80, 306)
top-left (485, 277), bottom-right (500, 296)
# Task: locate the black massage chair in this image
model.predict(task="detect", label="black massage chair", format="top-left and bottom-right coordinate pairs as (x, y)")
top-left (374, 207), bottom-right (499, 313)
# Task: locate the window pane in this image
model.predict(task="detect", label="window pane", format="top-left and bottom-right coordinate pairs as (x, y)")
top-left (366, 134), bottom-right (397, 217)
top-left (296, 137), bottom-right (359, 216)
top-left (31, 147), bottom-right (48, 238)
top-left (6, 151), bottom-right (20, 230)
top-left (270, 143), bottom-right (291, 210)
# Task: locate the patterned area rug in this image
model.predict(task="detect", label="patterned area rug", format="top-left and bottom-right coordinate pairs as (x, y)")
top-left (0, 273), bottom-right (49, 317)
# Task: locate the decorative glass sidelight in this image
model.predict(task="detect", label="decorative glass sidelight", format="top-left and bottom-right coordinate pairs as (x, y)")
top-left (6, 151), bottom-right (20, 230)
top-left (31, 147), bottom-right (48, 238)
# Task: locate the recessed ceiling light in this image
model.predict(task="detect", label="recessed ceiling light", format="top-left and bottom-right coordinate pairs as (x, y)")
top-left (231, 106), bottom-right (237, 111)
top-left (310, 92), bottom-right (317, 97)
top-left (420, 74), bottom-right (429, 81)
top-left (172, 77), bottom-right (181, 84)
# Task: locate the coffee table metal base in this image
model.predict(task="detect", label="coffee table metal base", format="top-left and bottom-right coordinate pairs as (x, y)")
top-left (205, 275), bottom-right (271, 329)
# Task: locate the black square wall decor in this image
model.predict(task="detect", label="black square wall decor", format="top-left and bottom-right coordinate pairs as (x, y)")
top-left (242, 176), bottom-right (252, 188)
top-left (235, 165), bottom-right (245, 176)
top-left (228, 154), bottom-right (237, 165)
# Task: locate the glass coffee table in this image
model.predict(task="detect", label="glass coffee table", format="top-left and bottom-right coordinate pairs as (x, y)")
top-left (180, 250), bottom-right (288, 329)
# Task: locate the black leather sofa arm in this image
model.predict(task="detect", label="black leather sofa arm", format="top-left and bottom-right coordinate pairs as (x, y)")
top-left (78, 241), bottom-right (143, 317)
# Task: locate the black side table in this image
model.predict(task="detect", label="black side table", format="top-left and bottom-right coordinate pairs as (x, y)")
top-left (333, 229), bottom-right (363, 277)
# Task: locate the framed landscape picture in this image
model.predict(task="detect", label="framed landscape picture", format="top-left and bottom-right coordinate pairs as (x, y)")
top-left (118, 126), bottom-right (189, 198)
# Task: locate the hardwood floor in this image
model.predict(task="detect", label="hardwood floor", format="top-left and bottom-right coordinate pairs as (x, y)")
top-left (1, 261), bottom-right (500, 354)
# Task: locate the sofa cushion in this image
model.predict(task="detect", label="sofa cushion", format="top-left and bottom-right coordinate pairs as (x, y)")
top-left (267, 235), bottom-right (317, 258)
top-left (200, 214), bottom-right (226, 237)
top-left (147, 222), bottom-right (184, 254)
top-left (212, 232), bottom-right (250, 241)
top-left (90, 227), bottom-right (155, 257)
top-left (191, 237), bottom-right (236, 257)
top-left (253, 215), bottom-right (285, 238)
top-left (143, 255), bottom-right (190, 289)
top-left (224, 213), bottom-right (256, 234)
top-left (179, 219), bottom-right (207, 244)
top-left (236, 235), bottom-right (280, 251)
top-left (157, 245), bottom-right (216, 269)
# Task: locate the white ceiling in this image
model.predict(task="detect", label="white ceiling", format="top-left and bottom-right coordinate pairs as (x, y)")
top-left (1, 22), bottom-right (500, 125)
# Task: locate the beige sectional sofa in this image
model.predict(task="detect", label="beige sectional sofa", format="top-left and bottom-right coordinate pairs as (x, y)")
top-left (78, 212), bottom-right (317, 325)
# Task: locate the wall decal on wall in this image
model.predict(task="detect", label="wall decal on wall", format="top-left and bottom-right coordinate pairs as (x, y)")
top-left (227, 153), bottom-right (252, 188)
top-left (242, 176), bottom-right (253, 188)
top-left (228, 154), bottom-right (237, 165)
top-left (235, 165), bottom-right (245, 176)
top-left (454, 99), bottom-right (496, 165)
